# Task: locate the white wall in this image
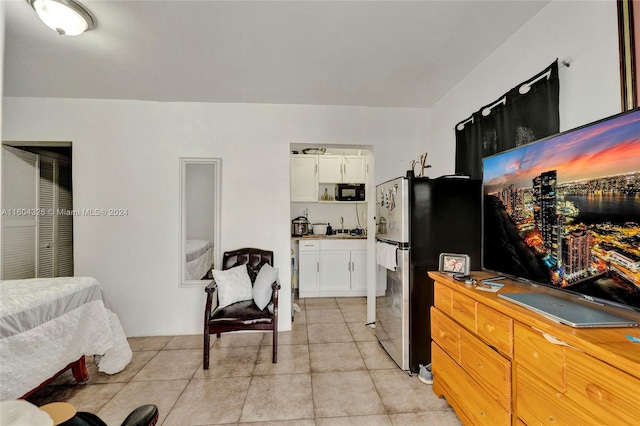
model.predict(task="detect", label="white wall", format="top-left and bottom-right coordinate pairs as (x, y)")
top-left (427, 0), bottom-right (623, 177)
top-left (2, 99), bottom-right (427, 336)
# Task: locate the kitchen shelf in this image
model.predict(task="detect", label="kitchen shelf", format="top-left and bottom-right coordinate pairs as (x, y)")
top-left (291, 200), bottom-right (365, 204)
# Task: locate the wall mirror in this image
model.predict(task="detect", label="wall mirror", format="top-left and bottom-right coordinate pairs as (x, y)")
top-left (179, 158), bottom-right (221, 287)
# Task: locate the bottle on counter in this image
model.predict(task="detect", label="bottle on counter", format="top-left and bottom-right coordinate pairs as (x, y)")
top-left (326, 224), bottom-right (332, 235)
top-left (320, 188), bottom-right (330, 201)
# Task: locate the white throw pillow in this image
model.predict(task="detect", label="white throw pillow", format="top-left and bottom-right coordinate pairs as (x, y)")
top-left (253, 264), bottom-right (279, 310)
top-left (213, 265), bottom-right (253, 309)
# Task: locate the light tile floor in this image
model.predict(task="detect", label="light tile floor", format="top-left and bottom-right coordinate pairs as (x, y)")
top-left (27, 297), bottom-right (462, 425)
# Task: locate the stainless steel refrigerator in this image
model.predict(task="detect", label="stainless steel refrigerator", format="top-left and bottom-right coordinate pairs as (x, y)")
top-left (375, 172), bottom-right (481, 373)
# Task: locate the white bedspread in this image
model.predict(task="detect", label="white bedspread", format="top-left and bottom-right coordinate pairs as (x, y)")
top-left (0, 277), bottom-right (132, 400)
top-left (186, 239), bottom-right (214, 280)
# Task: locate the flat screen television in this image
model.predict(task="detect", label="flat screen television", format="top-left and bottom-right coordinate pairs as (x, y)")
top-left (482, 108), bottom-right (640, 313)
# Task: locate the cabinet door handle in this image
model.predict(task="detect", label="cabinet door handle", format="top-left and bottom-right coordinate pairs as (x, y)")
top-left (317, 262), bottom-right (319, 272)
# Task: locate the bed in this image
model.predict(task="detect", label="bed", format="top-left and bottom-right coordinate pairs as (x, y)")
top-left (185, 239), bottom-right (214, 280)
top-left (0, 277), bottom-right (132, 401)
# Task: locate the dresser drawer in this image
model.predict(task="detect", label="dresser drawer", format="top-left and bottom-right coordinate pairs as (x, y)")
top-left (451, 291), bottom-right (476, 332)
top-left (299, 240), bottom-right (320, 251)
top-left (430, 307), bottom-right (460, 362)
top-left (460, 328), bottom-right (511, 411)
top-left (434, 282), bottom-right (452, 314)
top-left (516, 364), bottom-right (593, 426)
top-left (477, 302), bottom-right (513, 357)
top-left (565, 348), bottom-right (640, 425)
top-left (514, 323), bottom-right (564, 391)
top-left (433, 343), bottom-right (511, 425)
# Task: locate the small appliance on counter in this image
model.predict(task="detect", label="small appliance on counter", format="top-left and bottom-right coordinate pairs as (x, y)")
top-left (312, 223), bottom-right (329, 235)
top-left (291, 216), bottom-right (311, 236)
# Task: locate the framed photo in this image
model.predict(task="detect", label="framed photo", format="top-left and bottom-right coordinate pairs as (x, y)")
top-left (438, 253), bottom-right (470, 275)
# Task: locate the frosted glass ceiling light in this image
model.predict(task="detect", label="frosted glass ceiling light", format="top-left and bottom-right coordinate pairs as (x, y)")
top-left (28, 0), bottom-right (95, 36)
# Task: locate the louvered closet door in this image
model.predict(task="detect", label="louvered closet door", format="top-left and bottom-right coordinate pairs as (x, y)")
top-left (38, 157), bottom-right (74, 277)
top-left (38, 157), bottom-right (55, 276)
top-left (2, 146), bottom-right (38, 279)
top-left (57, 162), bottom-right (73, 276)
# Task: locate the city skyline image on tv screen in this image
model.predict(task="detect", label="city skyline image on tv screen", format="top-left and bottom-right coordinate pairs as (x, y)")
top-left (482, 109), bottom-right (640, 311)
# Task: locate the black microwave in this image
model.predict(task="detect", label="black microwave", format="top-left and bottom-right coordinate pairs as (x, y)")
top-left (335, 184), bottom-right (366, 201)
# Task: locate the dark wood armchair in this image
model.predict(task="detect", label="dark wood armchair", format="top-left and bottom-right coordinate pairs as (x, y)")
top-left (203, 248), bottom-right (280, 369)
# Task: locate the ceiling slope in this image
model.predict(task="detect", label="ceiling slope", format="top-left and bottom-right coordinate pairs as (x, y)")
top-left (3, 0), bottom-right (549, 108)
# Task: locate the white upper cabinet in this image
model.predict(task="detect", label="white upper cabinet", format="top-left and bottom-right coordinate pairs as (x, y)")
top-left (317, 155), bottom-right (343, 183)
top-left (291, 155), bottom-right (318, 202)
top-left (318, 155), bottom-right (367, 184)
top-left (343, 155), bottom-right (367, 183)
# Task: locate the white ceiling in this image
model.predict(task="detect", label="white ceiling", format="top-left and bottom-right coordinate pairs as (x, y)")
top-left (3, 0), bottom-right (549, 108)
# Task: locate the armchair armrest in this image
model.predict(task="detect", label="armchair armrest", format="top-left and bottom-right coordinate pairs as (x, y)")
top-left (270, 280), bottom-right (281, 317)
top-left (204, 280), bottom-right (218, 322)
top-left (205, 280), bottom-right (217, 293)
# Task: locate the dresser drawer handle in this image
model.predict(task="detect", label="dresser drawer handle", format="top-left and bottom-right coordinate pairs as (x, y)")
top-left (477, 362), bottom-right (483, 368)
top-left (542, 332), bottom-right (569, 346)
top-left (586, 383), bottom-right (604, 401)
top-left (439, 330), bottom-right (446, 338)
top-left (484, 323), bottom-right (494, 333)
top-left (533, 351), bottom-right (539, 359)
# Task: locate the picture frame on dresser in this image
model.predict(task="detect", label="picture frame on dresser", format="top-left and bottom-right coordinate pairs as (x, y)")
top-left (438, 253), bottom-right (470, 275)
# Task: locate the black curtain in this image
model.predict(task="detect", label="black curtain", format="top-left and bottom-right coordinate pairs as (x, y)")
top-left (455, 60), bottom-right (560, 179)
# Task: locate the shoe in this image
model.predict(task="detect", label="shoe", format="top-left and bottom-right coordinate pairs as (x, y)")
top-left (418, 363), bottom-right (433, 384)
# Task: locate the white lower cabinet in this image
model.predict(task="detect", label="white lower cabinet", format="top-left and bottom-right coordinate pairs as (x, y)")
top-left (320, 250), bottom-right (351, 293)
top-left (299, 251), bottom-right (320, 294)
top-left (299, 239), bottom-right (367, 297)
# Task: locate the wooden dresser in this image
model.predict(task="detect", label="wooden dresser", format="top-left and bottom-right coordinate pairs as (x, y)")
top-left (429, 271), bottom-right (640, 426)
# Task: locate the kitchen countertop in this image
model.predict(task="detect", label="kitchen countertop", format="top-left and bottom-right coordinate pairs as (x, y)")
top-left (292, 234), bottom-right (367, 240)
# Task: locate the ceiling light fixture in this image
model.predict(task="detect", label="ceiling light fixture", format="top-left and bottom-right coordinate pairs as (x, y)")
top-left (28, 0), bottom-right (95, 36)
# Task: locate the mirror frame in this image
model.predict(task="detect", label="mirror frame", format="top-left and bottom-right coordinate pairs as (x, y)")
top-left (179, 157), bottom-right (221, 287)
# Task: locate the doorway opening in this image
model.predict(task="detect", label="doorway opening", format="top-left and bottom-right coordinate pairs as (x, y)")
top-left (2, 143), bottom-right (73, 279)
